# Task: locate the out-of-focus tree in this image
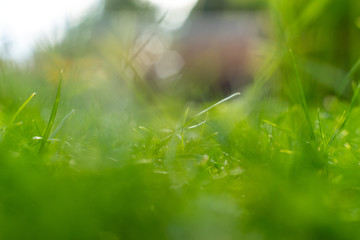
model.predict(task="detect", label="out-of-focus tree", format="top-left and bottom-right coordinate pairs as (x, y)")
top-left (103, 0), bottom-right (155, 15)
top-left (192, 0), bottom-right (266, 12)
top-left (104, 0), bottom-right (140, 12)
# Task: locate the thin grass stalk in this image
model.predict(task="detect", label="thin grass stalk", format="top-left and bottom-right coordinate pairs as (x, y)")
top-left (39, 70), bottom-right (63, 154)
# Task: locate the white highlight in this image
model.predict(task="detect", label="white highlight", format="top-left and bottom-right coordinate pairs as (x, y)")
top-left (147, 0), bottom-right (198, 30)
top-left (0, 0), bottom-right (100, 60)
top-left (147, 0), bottom-right (197, 10)
top-left (0, 0), bottom-right (197, 61)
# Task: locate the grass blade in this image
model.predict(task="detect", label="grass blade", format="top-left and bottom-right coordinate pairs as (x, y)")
top-left (138, 126), bottom-right (159, 141)
top-left (49, 109), bottom-right (75, 139)
top-left (186, 120), bottom-right (207, 130)
top-left (1, 92), bottom-right (36, 141)
top-left (194, 92), bottom-right (241, 118)
top-left (39, 70), bottom-right (63, 154)
top-left (324, 110), bottom-right (346, 152)
top-left (10, 92), bottom-right (36, 124)
top-left (324, 83), bottom-right (360, 152)
top-left (181, 107), bottom-right (190, 153)
top-left (317, 108), bottom-right (325, 145)
top-left (184, 92), bottom-right (241, 128)
top-left (160, 93), bottom-right (240, 143)
top-left (289, 49), bottom-right (315, 142)
top-left (32, 119), bottom-right (42, 136)
top-left (263, 119), bottom-right (308, 143)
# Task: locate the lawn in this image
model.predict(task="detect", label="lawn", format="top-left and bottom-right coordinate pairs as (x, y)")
top-left (1, 0), bottom-right (360, 239)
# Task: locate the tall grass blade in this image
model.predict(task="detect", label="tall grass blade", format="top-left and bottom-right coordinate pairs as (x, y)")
top-left (10, 92), bottom-right (36, 124)
top-left (324, 110), bottom-right (346, 152)
top-left (317, 108), bottom-right (325, 144)
top-left (1, 92), bottom-right (36, 141)
top-left (39, 70), bottom-right (63, 154)
top-left (181, 107), bottom-right (190, 153)
top-left (289, 49), bottom-right (315, 142)
top-left (324, 83), bottom-right (360, 152)
top-left (32, 119), bottom-right (42, 136)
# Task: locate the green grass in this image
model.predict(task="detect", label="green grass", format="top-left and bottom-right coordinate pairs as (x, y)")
top-left (289, 49), bottom-right (315, 142)
top-left (1, 92), bottom-right (36, 141)
top-left (1, 59), bottom-right (360, 240)
top-left (38, 70), bottom-right (63, 154)
top-left (1, 1), bottom-right (360, 239)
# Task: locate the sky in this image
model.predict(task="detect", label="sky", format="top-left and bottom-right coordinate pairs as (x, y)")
top-left (0, 0), bottom-right (101, 60)
top-left (151, 0), bottom-right (198, 30)
top-left (0, 0), bottom-right (198, 61)
top-left (149, 0), bottom-right (197, 9)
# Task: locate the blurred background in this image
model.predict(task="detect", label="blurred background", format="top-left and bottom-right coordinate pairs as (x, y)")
top-left (2, 0), bottom-right (360, 102)
top-left (1, 0), bottom-right (266, 101)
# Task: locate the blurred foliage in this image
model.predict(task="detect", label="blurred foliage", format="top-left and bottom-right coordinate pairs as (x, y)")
top-left (268, 0), bottom-right (360, 101)
top-left (193, 0), bottom-right (266, 12)
top-left (104, 0), bottom-right (149, 13)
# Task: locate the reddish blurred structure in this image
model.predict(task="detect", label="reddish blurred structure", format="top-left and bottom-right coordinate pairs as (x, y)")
top-left (144, 12), bottom-right (265, 98)
top-left (177, 13), bottom-right (264, 94)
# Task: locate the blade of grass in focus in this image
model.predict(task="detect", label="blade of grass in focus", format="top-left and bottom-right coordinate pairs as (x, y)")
top-left (184, 92), bottom-right (241, 129)
top-left (38, 70), bottom-right (63, 154)
top-left (160, 92), bottom-right (241, 143)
